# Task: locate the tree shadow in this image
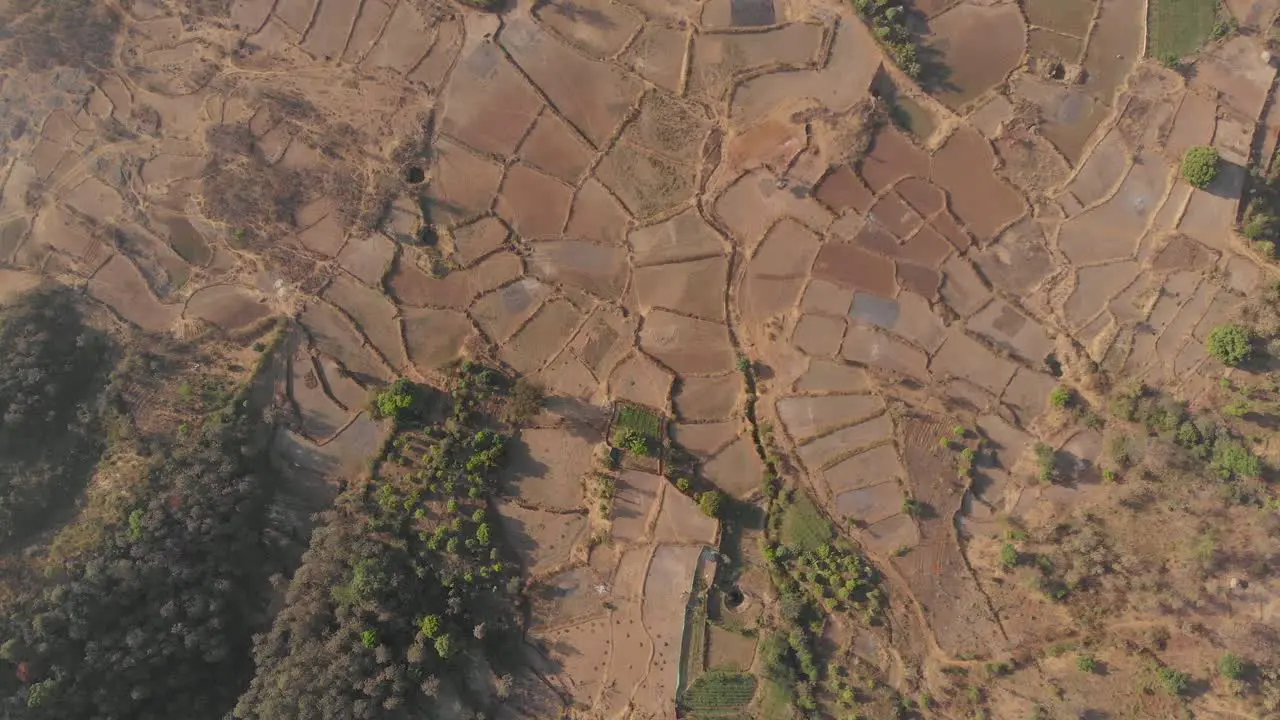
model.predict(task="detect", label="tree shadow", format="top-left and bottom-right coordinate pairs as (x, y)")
top-left (904, 11), bottom-right (956, 96)
top-left (1204, 158), bottom-right (1247, 200)
top-left (533, 0), bottom-right (617, 27)
top-left (496, 433), bottom-right (551, 495)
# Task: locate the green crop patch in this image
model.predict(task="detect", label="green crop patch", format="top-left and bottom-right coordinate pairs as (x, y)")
top-left (613, 403), bottom-right (664, 440)
top-left (683, 670), bottom-right (758, 713)
top-left (1147, 0), bottom-right (1221, 61)
top-left (780, 492), bottom-right (833, 554)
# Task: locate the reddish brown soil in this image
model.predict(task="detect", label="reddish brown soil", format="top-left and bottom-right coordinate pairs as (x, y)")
top-left (812, 243), bottom-right (898, 298)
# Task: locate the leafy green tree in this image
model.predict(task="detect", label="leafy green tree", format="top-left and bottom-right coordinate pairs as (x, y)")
top-left (433, 634), bottom-right (454, 659)
top-left (1076, 653), bottom-right (1098, 673)
top-left (1219, 652), bottom-right (1246, 680)
top-left (419, 615), bottom-right (442, 638)
top-left (1207, 324), bottom-right (1252, 366)
top-left (1049, 386), bottom-right (1073, 409)
top-left (1000, 543), bottom-right (1019, 570)
top-left (1181, 146), bottom-right (1220, 189)
top-left (502, 378), bottom-right (543, 425)
top-left (619, 430), bottom-right (650, 456)
top-left (373, 378), bottom-right (425, 422)
top-left (1156, 666), bottom-right (1190, 696)
top-left (698, 490), bottom-right (726, 518)
top-left (1210, 440), bottom-right (1261, 480)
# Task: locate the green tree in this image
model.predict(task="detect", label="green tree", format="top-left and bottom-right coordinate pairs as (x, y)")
top-left (619, 430), bottom-right (650, 456)
top-left (434, 633), bottom-right (454, 659)
top-left (1156, 666), bottom-right (1190, 696)
top-left (1076, 653), bottom-right (1098, 673)
top-left (1210, 440), bottom-right (1261, 480)
top-left (1000, 542), bottom-right (1019, 570)
top-left (373, 378), bottom-right (423, 421)
top-left (1034, 442), bottom-right (1057, 483)
top-left (698, 490), bottom-right (726, 518)
top-left (503, 378), bottom-right (543, 425)
top-left (1219, 652), bottom-right (1246, 680)
top-left (1181, 146), bottom-right (1220, 189)
top-left (419, 614), bottom-right (442, 638)
top-left (1207, 324), bottom-right (1252, 366)
top-left (1049, 386), bottom-right (1073, 409)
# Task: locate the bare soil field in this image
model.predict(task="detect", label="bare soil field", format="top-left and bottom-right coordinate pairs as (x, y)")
top-left (9, 0), bottom-right (1280, 715)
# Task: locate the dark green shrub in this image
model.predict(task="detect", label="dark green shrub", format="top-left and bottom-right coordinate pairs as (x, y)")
top-left (1206, 324), bottom-right (1251, 366)
top-left (699, 490), bottom-right (726, 518)
top-left (1181, 146), bottom-right (1220, 189)
top-left (1218, 652), bottom-right (1246, 680)
top-left (1034, 443), bottom-right (1057, 483)
top-left (1049, 386), bottom-right (1073, 409)
top-left (1156, 666), bottom-right (1190, 696)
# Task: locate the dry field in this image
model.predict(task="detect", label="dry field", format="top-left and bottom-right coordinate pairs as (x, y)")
top-left (7, 0), bottom-right (1280, 715)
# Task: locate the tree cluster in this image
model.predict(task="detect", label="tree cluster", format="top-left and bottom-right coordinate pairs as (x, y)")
top-left (235, 365), bottom-right (525, 719)
top-left (0, 408), bottom-right (271, 719)
top-left (0, 287), bottom-right (110, 543)
top-left (852, 0), bottom-right (922, 78)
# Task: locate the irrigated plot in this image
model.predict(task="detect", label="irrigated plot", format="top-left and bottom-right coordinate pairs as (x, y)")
top-left (967, 299), bottom-right (1054, 364)
top-left (571, 306), bottom-right (635, 378)
top-left (793, 359), bottom-right (873, 394)
top-left (609, 352), bottom-right (673, 409)
top-left (634, 256), bottom-right (728, 322)
top-left (401, 307), bottom-right (473, 371)
top-left (822, 444), bottom-right (904, 494)
top-left (674, 374), bottom-right (742, 421)
top-left (776, 393), bottom-right (884, 442)
top-left (529, 241), bottom-right (628, 300)
top-left (923, 3), bottom-right (1027, 110)
top-left (932, 127), bottom-right (1024, 240)
top-left (630, 209), bottom-right (725, 266)
top-left (186, 285), bottom-right (272, 331)
top-left (502, 17), bottom-right (644, 146)
top-left (797, 413), bottom-right (894, 471)
top-left (497, 501), bottom-right (588, 576)
top-left (612, 470), bottom-right (664, 542)
top-left (501, 299), bottom-right (586, 374)
top-left (505, 427), bottom-right (600, 511)
top-left (702, 436), bottom-right (764, 498)
top-left (841, 324), bottom-right (931, 382)
top-left (931, 330), bottom-right (1018, 395)
top-left (323, 273), bottom-right (407, 369)
top-left (639, 311), bottom-right (736, 375)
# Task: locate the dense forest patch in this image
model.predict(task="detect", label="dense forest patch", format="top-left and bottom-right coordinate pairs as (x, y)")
top-left (235, 362), bottom-right (535, 719)
top-left (0, 287), bottom-right (111, 544)
top-left (0, 397), bottom-right (274, 718)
